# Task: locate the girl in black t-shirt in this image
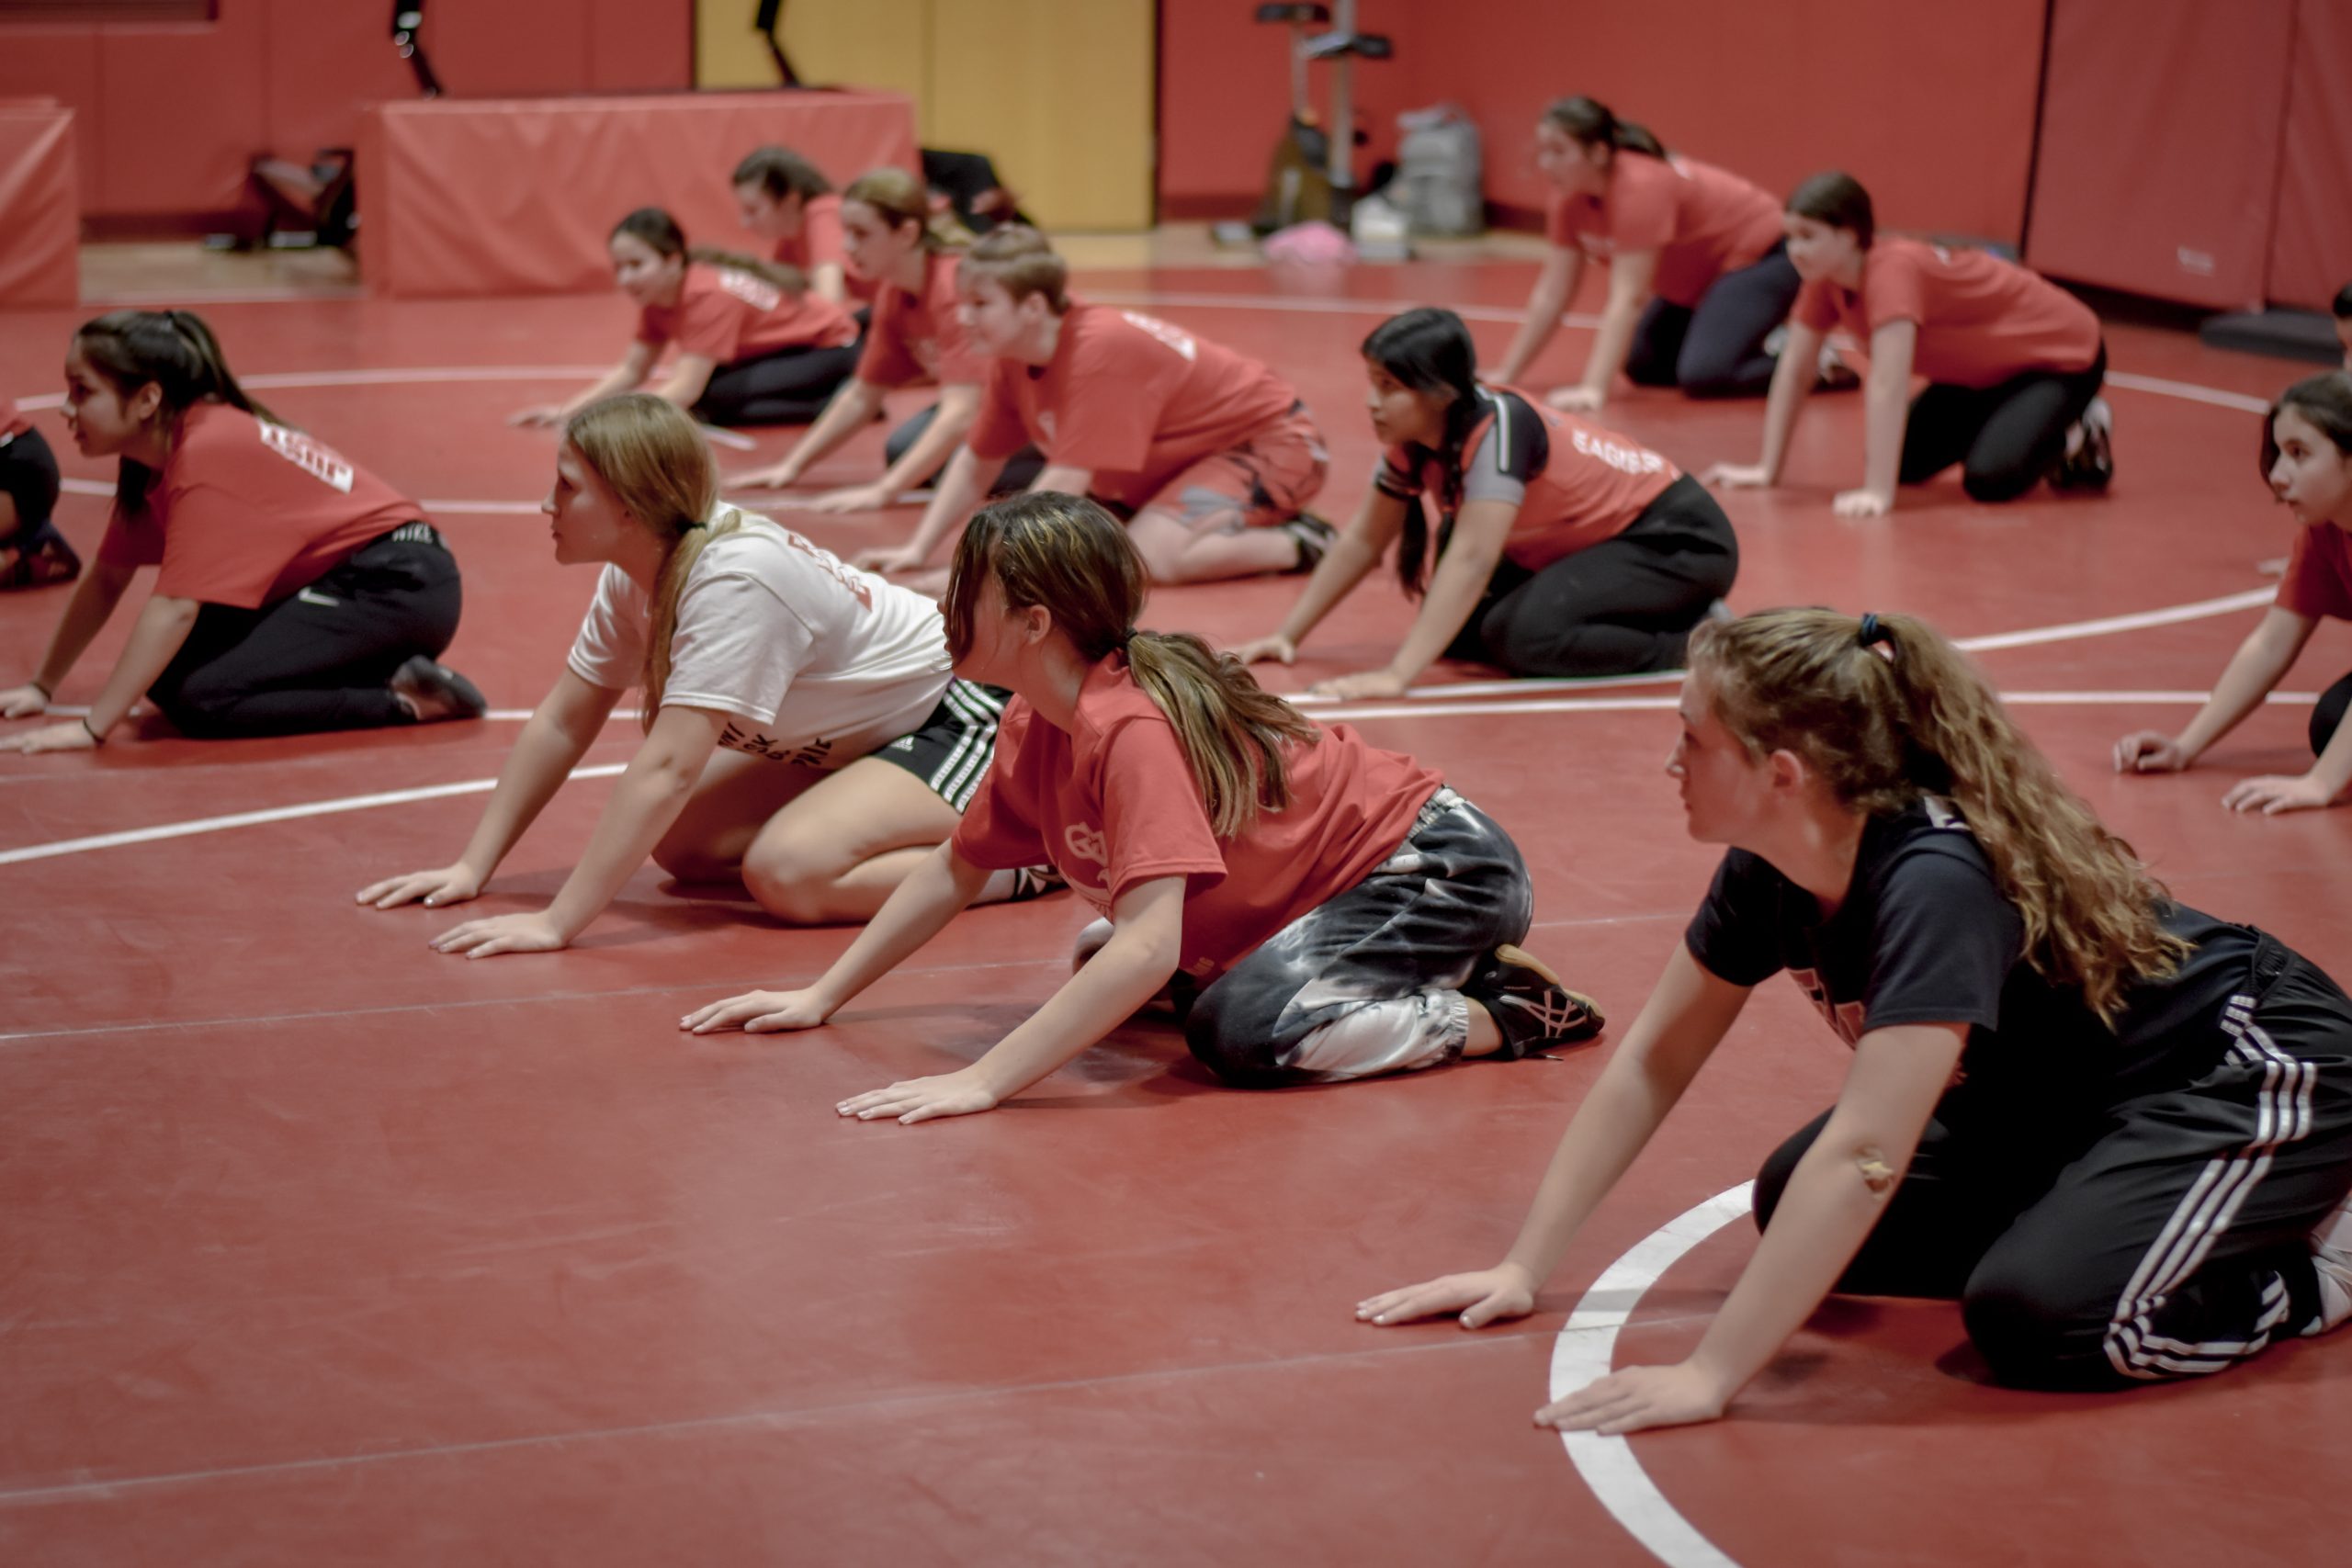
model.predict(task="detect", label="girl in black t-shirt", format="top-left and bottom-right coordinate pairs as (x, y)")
top-left (1360, 606), bottom-right (2352, 1431)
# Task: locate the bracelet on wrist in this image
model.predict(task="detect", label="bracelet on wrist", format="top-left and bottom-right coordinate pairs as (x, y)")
top-left (26, 677), bottom-right (51, 700)
top-left (80, 716), bottom-right (105, 746)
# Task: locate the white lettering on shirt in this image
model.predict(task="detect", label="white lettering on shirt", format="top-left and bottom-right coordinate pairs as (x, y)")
top-left (717, 267), bottom-right (784, 311)
top-left (256, 423), bottom-right (356, 493)
top-left (1569, 427), bottom-right (1667, 476)
top-left (1121, 311), bottom-right (1198, 362)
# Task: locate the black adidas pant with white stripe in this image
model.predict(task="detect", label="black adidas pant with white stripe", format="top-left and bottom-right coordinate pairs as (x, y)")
top-left (1754, 936), bottom-right (2352, 1389)
top-left (148, 525), bottom-right (462, 739)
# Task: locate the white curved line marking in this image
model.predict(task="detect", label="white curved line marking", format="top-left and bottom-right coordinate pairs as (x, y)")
top-left (0, 764), bottom-right (623, 868)
top-left (1551, 1182), bottom-right (1754, 1568)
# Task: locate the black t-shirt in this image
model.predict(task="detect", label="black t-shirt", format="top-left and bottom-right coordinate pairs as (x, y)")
top-left (1684, 798), bottom-right (2260, 1133)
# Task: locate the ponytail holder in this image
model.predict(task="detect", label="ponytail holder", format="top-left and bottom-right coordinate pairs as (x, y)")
top-left (1857, 612), bottom-right (1896, 661)
top-left (1120, 626), bottom-right (1139, 643)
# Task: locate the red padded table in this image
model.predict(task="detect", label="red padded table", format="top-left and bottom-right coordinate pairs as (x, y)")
top-left (0, 99), bottom-right (78, 308)
top-left (355, 89), bottom-right (917, 299)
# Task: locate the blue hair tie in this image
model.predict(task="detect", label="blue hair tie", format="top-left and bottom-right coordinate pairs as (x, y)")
top-left (1857, 613), bottom-right (1895, 659)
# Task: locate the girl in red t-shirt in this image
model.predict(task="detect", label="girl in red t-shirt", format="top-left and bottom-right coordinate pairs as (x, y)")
top-left (0, 310), bottom-right (480, 753)
top-left (729, 144), bottom-right (866, 308)
top-left (513, 208), bottom-right (859, 433)
top-left (1708, 171), bottom-right (2113, 518)
top-left (1235, 307), bottom-right (1737, 694)
top-left (1493, 96), bottom-right (1799, 409)
top-left (0, 392), bottom-right (74, 590)
top-left (729, 168), bottom-right (1041, 509)
top-left (2117, 372), bottom-right (2352, 813)
top-left (682, 491), bottom-right (1604, 1122)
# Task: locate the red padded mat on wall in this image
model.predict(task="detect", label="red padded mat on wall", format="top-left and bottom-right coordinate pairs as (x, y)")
top-left (2026, 0), bottom-right (2295, 309)
top-left (2265, 0), bottom-right (2352, 312)
top-left (0, 105), bottom-right (79, 307)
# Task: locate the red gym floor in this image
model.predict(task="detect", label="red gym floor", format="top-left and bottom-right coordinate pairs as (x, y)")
top-left (2, 264), bottom-right (2347, 1565)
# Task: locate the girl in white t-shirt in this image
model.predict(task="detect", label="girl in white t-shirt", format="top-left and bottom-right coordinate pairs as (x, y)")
top-left (357, 393), bottom-right (1046, 956)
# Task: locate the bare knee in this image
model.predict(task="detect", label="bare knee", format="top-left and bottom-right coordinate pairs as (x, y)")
top-left (741, 838), bottom-right (853, 924)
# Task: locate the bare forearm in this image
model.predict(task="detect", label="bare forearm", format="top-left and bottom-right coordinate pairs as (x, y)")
top-left (1385, 543), bottom-right (1499, 683)
top-left (900, 448), bottom-right (997, 565)
top-left (1498, 1046), bottom-right (1695, 1285)
top-left (807, 843), bottom-right (989, 1011)
top-left (1755, 350), bottom-right (1815, 480)
top-left (453, 709), bottom-right (599, 879)
top-left (2177, 624), bottom-right (2304, 761)
top-left (777, 379), bottom-right (886, 480)
top-left (1859, 370), bottom-right (1908, 499)
top-left (541, 753), bottom-right (705, 937)
top-left (1577, 298), bottom-right (1644, 400)
top-left (966, 927), bottom-right (1176, 1100)
top-left (876, 389), bottom-right (979, 497)
top-left (85, 596), bottom-right (199, 735)
top-left (31, 568), bottom-right (132, 692)
top-left (1273, 528), bottom-right (1382, 647)
top-left (1498, 278), bottom-right (1571, 385)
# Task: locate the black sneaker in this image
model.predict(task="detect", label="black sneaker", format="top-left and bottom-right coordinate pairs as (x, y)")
top-left (1006, 865), bottom-right (1066, 903)
top-left (1279, 513), bottom-right (1337, 573)
top-left (1464, 944), bottom-right (1604, 1059)
top-left (390, 655), bottom-right (487, 723)
top-left (2051, 397), bottom-right (2113, 491)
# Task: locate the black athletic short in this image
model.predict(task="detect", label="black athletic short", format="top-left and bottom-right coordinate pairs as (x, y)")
top-left (868, 678), bottom-right (1009, 811)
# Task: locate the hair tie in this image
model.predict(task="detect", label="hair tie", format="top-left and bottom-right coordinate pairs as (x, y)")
top-left (1857, 612), bottom-right (1896, 661)
top-left (1121, 626), bottom-right (1139, 643)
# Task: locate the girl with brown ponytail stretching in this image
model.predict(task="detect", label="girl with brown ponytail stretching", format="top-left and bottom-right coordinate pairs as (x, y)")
top-left (681, 491), bottom-right (1604, 1122)
top-left (359, 394), bottom-right (1039, 954)
top-left (1, 310), bottom-right (480, 751)
top-left (1363, 608), bottom-right (2352, 1430)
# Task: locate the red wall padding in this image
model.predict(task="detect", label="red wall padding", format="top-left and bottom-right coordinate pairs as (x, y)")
top-left (0, 105), bottom-right (80, 307)
top-left (0, 1), bottom-right (692, 221)
top-left (1159, 0), bottom-right (2046, 246)
top-left (2265, 0), bottom-right (2352, 313)
top-left (357, 92), bottom-right (918, 299)
top-left (2027, 0), bottom-right (2295, 309)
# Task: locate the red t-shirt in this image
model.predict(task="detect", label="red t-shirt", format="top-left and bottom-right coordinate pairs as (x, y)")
top-left (856, 249), bottom-right (985, 390)
top-left (94, 402), bottom-right (422, 609)
top-left (1, 395), bottom-right (28, 440)
top-left (953, 655), bottom-right (1445, 978)
top-left (967, 305), bottom-right (1303, 510)
top-left (1545, 151), bottom-right (1783, 308)
top-left (637, 263), bottom-right (858, 366)
top-left (1793, 237), bottom-right (2102, 389)
top-left (2278, 521), bottom-right (2352, 620)
top-left (1378, 389), bottom-right (1677, 572)
top-left (771, 193), bottom-right (878, 304)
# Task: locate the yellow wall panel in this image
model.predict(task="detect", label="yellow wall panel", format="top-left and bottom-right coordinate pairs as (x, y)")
top-left (927, 0), bottom-right (1153, 231)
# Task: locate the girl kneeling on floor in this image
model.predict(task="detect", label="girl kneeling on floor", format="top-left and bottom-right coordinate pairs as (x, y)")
top-left (2, 310), bottom-right (479, 751)
top-left (1361, 607), bottom-right (2352, 1431)
top-left (682, 490), bottom-right (1604, 1122)
top-left (1233, 307), bottom-right (1737, 697)
top-left (514, 209), bottom-right (860, 433)
top-left (359, 394), bottom-right (1041, 953)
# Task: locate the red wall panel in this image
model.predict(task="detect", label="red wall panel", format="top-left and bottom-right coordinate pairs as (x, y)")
top-left (0, 26), bottom-right (101, 208)
top-left (2027, 0), bottom-right (2294, 309)
top-left (2266, 0), bottom-right (2352, 313)
top-left (0, 0), bottom-right (692, 223)
top-left (1159, 0), bottom-right (2044, 245)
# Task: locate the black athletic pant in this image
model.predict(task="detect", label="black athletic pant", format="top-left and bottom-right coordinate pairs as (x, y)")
top-left (883, 402), bottom-right (1045, 494)
top-left (1754, 936), bottom-right (2352, 1389)
top-left (1623, 243), bottom-right (1804, 399)
top-left (2312, 670), bottom-right (2352, 758)
top-left (693, 342), bottom-right (863, 427)
top-left (1448, 474), bottom-right (1738, 678)
top-left (148, 524), bottom-right (463, 738)
top-left (1899, 343), bottom-right (2106, 503)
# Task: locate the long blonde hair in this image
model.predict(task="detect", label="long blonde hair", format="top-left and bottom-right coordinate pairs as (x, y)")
top-left (842, 167), bottom-right (972, 253)
top-left (563, 394), bottom-right (739, 729)
top-left (1690, 608), bottom-right (2188, 1023)
top-left (943, 492), bottom-right (1318, 837)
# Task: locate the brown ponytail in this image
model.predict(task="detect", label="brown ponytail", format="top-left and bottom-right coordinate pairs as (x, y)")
top-left (944, 491), bottom-right (1319, 836)
top-left (74, 309), bottom-right (282, 513)
top-left (563, 393), bottom-right (737, 730)
top-left (1690, 608), bottom-right (2188, 1023)
top-left (844, 166), bottom-right (972, 254)
top-left (1543, 96), bottom-right (1668, 160)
